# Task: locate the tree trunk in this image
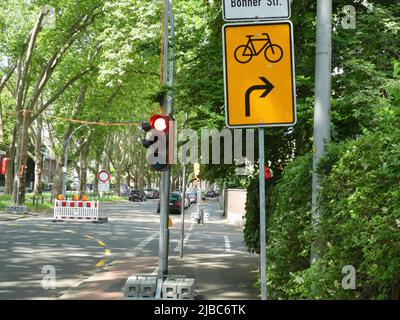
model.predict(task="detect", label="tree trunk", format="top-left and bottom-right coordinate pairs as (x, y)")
top-left (0, 96), bottom-right (4, 144)
top-left (115, 169), bottom-right (121, 196)
top-left (53, 150), bottom-right (65, 198)
top-left (5, 126), bottom-right (17, 195)
top-left (79, 140), bottom-right (90, 194)
top-left (93, 159), bottom-right (100, 193)
top-left (79, 158), bottom-right (88, 194)
top-left (125, 170), bottom-right (131, 187)
top-left (33, 115), bottom-right (43, 195)
top-left (12, 113), bottom-right (30, 204)
top-left (101, 134), bottom-right (112, 171)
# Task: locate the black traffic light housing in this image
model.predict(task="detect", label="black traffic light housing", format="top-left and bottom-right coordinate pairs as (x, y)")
top-left (141, 115), bottom-right (169, 172)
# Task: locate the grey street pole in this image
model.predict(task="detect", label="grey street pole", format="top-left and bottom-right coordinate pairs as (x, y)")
top-left (311, 0), bottom-right (332, 264)
top-left (258, 128), bottom-right (267, 300)
top-left (62, 124), bottom-right (88, 198)
top-left (157, 0), bottom-right (174, 296)
top-left (180, 164), bottom-right (187, 258)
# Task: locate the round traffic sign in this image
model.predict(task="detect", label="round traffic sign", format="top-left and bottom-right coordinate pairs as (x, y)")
top-left (98, 170), bottom-right (110, 183)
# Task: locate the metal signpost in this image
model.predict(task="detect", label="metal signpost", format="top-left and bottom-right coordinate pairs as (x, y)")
top-left (155, 0), bottom-right (174, 299)
top-left (222, 1), bottom-right (295, 301)
top-left (180, 164), bottom-right (187, 258)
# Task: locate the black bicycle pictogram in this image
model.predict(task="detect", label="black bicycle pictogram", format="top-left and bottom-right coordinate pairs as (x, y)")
top-left (234, 33), bottom-right (283, 64)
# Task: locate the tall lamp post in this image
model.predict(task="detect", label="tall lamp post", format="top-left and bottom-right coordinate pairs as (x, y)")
top-left (62, 124), bottom-right (88, 198)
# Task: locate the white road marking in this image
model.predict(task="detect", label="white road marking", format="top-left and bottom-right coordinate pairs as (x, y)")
top-left (174, 233), bottom-right (191, 251)
top-left (224, 236), bottom-right (232, 252)
top-left (134, 232), bottom-right (158, 252)
top-left (13, 249), bottom-right (34, 254)
top-left (151, 267), bottom-right (158, 275)
top-left (14, 242), bottom-right (31, 245)
top-left (0, 249), bottom-right (7, 252)
top-left (189, 223), bottom-right (194, 231)
top-left (5, 265), bottom-right (30, 269)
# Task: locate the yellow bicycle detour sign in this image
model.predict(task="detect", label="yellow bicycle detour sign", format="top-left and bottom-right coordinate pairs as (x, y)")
top-left (223, 21), bottom-right (296, 128)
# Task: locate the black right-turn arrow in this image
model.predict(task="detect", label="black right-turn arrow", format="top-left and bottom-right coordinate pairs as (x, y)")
top-left (245, 77), bottom-right (274, 117)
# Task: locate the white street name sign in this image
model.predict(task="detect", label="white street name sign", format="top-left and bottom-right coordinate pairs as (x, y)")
top-left (98, 181), bottom-right (110, 192)
top-left (223, 0), bottom-right (291, 21)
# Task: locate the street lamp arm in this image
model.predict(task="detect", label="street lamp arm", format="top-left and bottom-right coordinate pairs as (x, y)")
top-left (64, 124), bottom-right (88, 148)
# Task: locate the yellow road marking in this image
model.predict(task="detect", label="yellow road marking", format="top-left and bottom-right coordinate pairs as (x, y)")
top-left (97, 241), bottom-right (106, 247)
top-left (95, 259), bottom-right (105, 268)
top-left (104, 249), bottom-right (111, 256)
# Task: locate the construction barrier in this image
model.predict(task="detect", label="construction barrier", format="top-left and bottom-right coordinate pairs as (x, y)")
top-left (53, 200), bottom-right (99, 222)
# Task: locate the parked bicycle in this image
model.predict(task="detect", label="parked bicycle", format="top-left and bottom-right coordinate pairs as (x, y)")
top-left (234, 33), bottom-right (283, 64)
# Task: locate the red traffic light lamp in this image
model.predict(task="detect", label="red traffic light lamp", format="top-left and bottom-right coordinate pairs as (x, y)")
top-left (149, 114), bottom-right (169, 132)
top-left (265, 166), bottom-right (273, 180)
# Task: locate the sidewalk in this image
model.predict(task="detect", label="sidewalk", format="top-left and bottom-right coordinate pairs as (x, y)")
top-left (0, 211), bottom-right (52, 222)
top-left (168, 200), bottom-right (259, 300)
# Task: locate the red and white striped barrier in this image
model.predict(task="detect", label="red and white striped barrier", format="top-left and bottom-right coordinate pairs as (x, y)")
top-left (53, 200), bottom-right (99, 221)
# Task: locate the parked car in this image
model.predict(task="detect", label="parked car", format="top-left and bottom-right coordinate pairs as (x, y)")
top-left (120, 184), bottom-right (131, 197)
top-left (186, 191), bottom-right (198, 204)
top-left (157, 192), bottom-right (185, 214)
top-left (184, 195), bottom-right (191, 209)
top-left (144, 188), bottom-right (158, 199)
top-left (129, 189), bottom-right (146, 202)
top-left (205, 190), bottom-right (218, 198)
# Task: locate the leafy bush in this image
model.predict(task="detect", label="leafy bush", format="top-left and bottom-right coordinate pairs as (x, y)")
top-left (266, 154), bottom-right (313, 299)
top-left (296, 122), bottom-right (400, 299)
top-left (243, 170), bottom-right (275, 254)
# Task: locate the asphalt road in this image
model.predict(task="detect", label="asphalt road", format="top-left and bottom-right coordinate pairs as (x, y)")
top-left (0, 198), bottom-right (259, 300)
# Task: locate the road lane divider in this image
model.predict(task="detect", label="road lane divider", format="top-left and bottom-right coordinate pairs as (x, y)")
top-left (174, 233), bottom-right (191, 252)
top-left (63, 230), bottom-right (76, 234)
top-left (224, 235), bottom-right (232, 253)
top-left (134, 232), bottom-right (158, 253)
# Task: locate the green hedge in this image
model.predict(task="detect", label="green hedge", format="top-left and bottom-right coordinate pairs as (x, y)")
top-left (244, 122), bottom-right (400, 299)
top-left (304, 124), bottom-right (400, 299)
top-left (266, 154), bottom-right (312, 299)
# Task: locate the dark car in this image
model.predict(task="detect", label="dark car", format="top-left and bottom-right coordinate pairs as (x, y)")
top-left (129, 189), bottom-right (146, 202)
top-left (157, 192), bottom-right (184, 214)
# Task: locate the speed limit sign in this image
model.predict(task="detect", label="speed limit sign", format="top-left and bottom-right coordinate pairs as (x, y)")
top-left (98, 170), bottom-right (110, 183)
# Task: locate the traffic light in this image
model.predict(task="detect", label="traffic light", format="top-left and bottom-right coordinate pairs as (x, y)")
top-left (141, 114), bottom-right (169, 172)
